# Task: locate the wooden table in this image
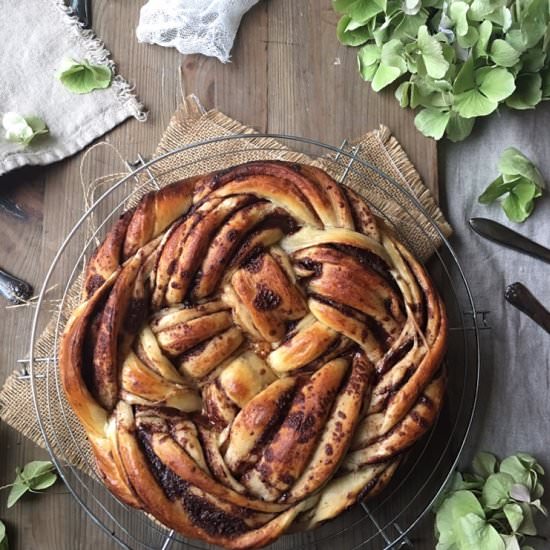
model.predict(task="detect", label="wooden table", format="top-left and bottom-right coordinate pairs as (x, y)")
top-left (0, 1), bottom-right (437, 548)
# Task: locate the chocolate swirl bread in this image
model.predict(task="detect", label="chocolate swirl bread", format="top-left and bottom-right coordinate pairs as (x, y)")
top-left (60, 160), bottom-right (447, 549)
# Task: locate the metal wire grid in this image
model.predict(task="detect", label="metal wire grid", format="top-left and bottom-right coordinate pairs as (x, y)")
top-left (24, 135), bottom-right (481, 550)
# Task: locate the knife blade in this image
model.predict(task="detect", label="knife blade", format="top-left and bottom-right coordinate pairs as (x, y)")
top-left (70, 0), bottom-right (91, 28)
top-left (469, 217), bottom-right (550, 264)
top-left (505, 282), bottom-right (550, 334)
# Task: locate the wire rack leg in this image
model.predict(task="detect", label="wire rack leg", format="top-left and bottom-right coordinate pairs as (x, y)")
top-left (159, 529), bottom-right (174, 550)
top-left (361, 503), bottom-right (414, 548)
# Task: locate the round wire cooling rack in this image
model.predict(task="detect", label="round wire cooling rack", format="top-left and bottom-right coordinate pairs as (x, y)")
top-left (28, 134), bottom-right (480, 550)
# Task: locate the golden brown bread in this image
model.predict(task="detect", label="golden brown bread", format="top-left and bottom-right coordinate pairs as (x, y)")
top-left (60, 160), bottom-right (447, 549)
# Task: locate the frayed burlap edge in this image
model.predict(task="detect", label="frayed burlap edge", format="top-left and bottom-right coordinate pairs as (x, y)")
top-left (0, 94), bottom-right (452, 480)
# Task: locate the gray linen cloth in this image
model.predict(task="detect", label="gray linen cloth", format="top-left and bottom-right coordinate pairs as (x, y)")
top-left (0, 0), bottom-right (145, 176)
top-left (440, 104), bottom-right (550, 544)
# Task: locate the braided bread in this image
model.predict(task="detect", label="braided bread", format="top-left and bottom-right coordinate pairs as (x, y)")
top-left (60, 160), bottom-right (447, 549)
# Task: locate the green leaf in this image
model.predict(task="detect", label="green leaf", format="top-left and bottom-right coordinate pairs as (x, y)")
top-left (501, 535), bottom-right (521, 550)
top-left (505, 30), bottom-right (526, 53)
top-left (373, 21), bottom-right (391, 47)
top-left (503, 503), bottom-right (524, 531)
top-left (395, 81), bottom-right (411, 107)
top-left (436, 490), bottom-right (485, 545)
top-left (5, 460), bottom-right (57, 507)
top-left (521, 49), bottom-right (546, 73)
top-left (479, 149), bottom-right (545, 222)
top-left (500, 454), bottom-right (534, 483)
top-left (347, 0), bottom-right (387, 21)
top-left (506, 73), bottom-right (542, 110)
top-left (532, 482), bottom-right (544, 500)
top-left (332, 0), bottom-right (550, 148)
top-left (0, 520), bottom-right (7, 550)
top-left (529, 458), bottom-right (544, 475)
top-left (20, 461), bottom-right (55, 481)
top-left (477, 67), bottom-right (516, 103)
top-left (20, 461), bottom-right (57, 491)
top-left (478, 175), bottom-right (517, 203)
top-left (392, 10), bottom-right (427, 40)
top-left (358, 61), bottom-right (379, 83)
top-left (469, 0), bottom-right (503, 20)
top-left (449, 2), bottom-right (470, 37)
top-left (497, 148), bottom-right (545, 188)
top-left (520, 0), bottom-right (548, 49)
top-left (502, 181), bottom-right (538, 222)
top-left (530, 498), bottom-right (548, 515)
top-left (416, 25), bottom-right (449, 79)
top-left (348, 0), bottom-right (386, 23)
top-left (381, 39), bottom-right (407, 72)
top-left (517, 502), bottom-right (537, 535)
top-left (490, 40), bottom-right (521, 67)
top-left (456, 513), bottom-right (505, 550)
top-left (510, 483), bottom-right (531, 503)
top-left (2, 112), bottom-right (49, 147)
top-left (337, 16), bottom-right (373, 45)
top-left (482, 472), bottom-right (515, 509)
top-left (7, 479), bottom-right (28, 509)
top-left (542, 68), bottom-right (550, 99)
top-left (358, 44), bottom-right (381, 81)
top-left (403, 0), bottom-right (422, 15)
top-left (31, 472), bottom-right (57, 491)
top-left (472, 452), bottom-right (498, 479)
top-left (414, 108), bottom-right (451, 139)
top-left (332, 0), bottom-right (358, 14)
top-left (372, 63), bottom-right (404, 90)
top-left (454, 88), bottom-right (498, 118)
top-left (457, 26), bottom-right (479, 49)
top-left (488, 6), bottom-right (512, 32)
top-left (58, 58), bottom-right (112, 95)
top-left (454, 56), bottom-right (475, 94)
top-left (474, 20), bottom-right (493, 58)
top-left (452, 66), bottom-right (515, 117)
top-left (357, 44), bottom-right (381, 66)
top-left (446, 111), bottom-right (475, 141)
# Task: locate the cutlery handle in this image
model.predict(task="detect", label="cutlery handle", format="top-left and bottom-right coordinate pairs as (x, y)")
top-left (505, 282), bottom-right (550, 334)
top-left (469, 218), bottom-right (550, 264)
top-left (70, 0), bottom-right (91, 28)
top-left (0, 268), bottom-right (34, 304)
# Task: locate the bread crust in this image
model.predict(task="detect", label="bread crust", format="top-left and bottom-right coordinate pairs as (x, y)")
top-left (60, 160), bottom-right (447, 549)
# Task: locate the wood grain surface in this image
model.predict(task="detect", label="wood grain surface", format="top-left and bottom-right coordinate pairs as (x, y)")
top-left (0, 0), bottom-right (437, 548)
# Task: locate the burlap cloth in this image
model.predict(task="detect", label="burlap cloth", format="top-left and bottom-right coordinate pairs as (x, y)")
top-left (0, 95), bottom-right (451, 480)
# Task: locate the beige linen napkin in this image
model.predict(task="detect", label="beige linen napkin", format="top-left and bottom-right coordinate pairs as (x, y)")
top-left (0, 0), bottom-right (145, 177)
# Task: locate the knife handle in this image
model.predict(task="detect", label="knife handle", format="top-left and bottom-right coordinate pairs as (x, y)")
top-left (70, 0), bottom-right (91, 28)
top-left (505, 282), bottom-right (550, 334)
top-left (0, 268), bottom-right (34, 304)
top-left (469, 218), bottom-right (550, 264)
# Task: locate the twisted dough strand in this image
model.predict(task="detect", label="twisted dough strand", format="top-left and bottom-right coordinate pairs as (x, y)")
top-left (61, 160), bottom-right (447, 549)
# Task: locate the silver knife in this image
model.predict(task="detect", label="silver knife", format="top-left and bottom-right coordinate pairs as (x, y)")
top-left (469, 217), bottom-right (550, 264)
top-left (70, 0), bottom-right (91, 28)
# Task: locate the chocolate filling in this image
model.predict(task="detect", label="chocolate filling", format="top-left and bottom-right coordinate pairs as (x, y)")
top-left (253, 284), bottom-right (282, 311)
top-left (179, 484), bottom-right (249, 538)
top-left (137, 428), bottom-right (187, 500)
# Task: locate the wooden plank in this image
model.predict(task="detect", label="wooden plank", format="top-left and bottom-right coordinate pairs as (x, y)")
top-left (265, 1), bottom-right (438, 195)
top-left (0, 0), bottom-right (437, 548)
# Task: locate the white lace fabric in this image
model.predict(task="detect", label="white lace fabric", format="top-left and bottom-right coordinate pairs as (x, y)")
top-left (136, 0), bottom-right (260, 63)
